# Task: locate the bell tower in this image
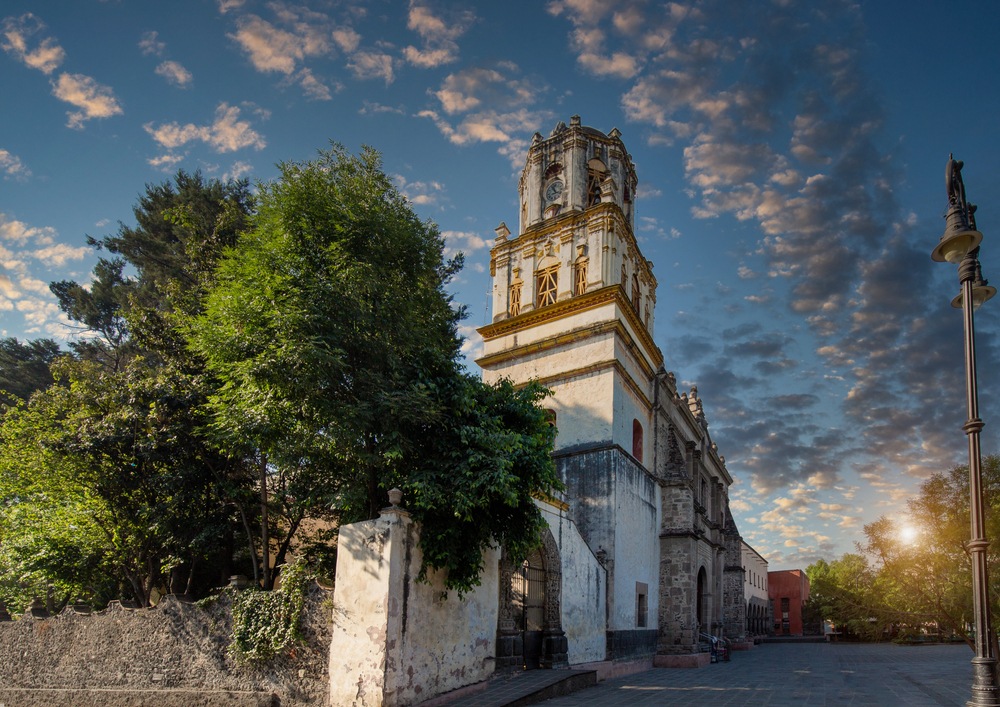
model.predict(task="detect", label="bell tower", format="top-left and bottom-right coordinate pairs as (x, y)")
top-left (477, 115), bottom-right (661, 459)
top-left (477, 116), bottom-right (739, 661)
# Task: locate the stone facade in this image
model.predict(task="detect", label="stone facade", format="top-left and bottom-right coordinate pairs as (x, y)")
top-left (476, 116), bottom-right (748, 668)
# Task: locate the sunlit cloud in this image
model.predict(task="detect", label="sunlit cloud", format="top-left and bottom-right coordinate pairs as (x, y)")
top-left (50, 73), bottom-right (123, 129)
top-left (144, 102), bottom-right (266, 153)
top-left (1, 13), bottom-right (65, 74)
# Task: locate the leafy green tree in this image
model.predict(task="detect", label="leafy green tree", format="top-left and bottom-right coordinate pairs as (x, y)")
top-left (403, 375), bottom-right (560, 593)
top-left (808, 456), bottom-right (1000, 647)
top-left (187, 145), bottom-right (561, 593)
top-left (0, 337), bottom-right (63, 410)
top-left (0, 386), bottom-right (115, 612)
top-left (0, 171), bottom-right (261, 606)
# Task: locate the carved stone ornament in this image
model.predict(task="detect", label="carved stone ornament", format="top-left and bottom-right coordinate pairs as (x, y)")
top-left (540, 528), bottom-right (562, 631)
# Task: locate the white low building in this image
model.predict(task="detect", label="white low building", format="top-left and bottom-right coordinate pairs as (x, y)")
top-left (742, 541), bottom-right (769, 635)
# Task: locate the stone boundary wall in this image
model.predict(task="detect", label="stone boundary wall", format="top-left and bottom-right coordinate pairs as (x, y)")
top-left (329, 508), bottom-right (498, 707)
top-left (0, 582), bottom-right (332, 707)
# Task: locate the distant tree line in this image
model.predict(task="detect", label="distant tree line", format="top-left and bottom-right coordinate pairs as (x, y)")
top-left (0, 145), bottom-right (561, 613)
top-left (805, 455), bottom-right (1000, 651)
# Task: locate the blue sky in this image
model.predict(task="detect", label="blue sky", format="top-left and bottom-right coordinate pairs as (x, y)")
top-left (2, 0), bottom-right (999, 570)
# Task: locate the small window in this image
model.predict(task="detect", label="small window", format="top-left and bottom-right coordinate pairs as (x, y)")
top-left (636, 582), bottom-right (648, 628)
top-left (644, 300), bottom-right (650, 329)
top-left (544, 409), bottom-right (557, 428)
top-left (574, 262), bottom-right (587, 295)
top-left (536, 266), bottom-right (558, 308)
top-left (509, 283), bottom-right (521, 317)
top-left (621, 262), bottom-right (627, 288)
top-left (632, 272), bottom-right (641, 313)
top-left (632, 419), bottom-right (643, 464)
top-left (781, 598), bottom-right (790, 612)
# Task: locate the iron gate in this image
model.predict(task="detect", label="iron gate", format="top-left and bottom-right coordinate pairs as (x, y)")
top-left (511, 554), bottom-right (545, 669)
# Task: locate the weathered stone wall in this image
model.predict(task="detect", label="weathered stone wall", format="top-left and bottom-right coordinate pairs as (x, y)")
top-left (0, 582), bottom-right (332, 707)
top-left (722, 508), bottom-right (746, 643)
top-left (611, 449), bottom-right (659, 632)
top-left (328, 507), bottom-right (498, 707)
top-left (538, 504), bottom-right (606, 665)
top-left (657, 534), bottom-right (699, 655)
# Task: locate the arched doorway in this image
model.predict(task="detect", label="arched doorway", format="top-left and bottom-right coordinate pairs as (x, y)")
top-left (512, 547), bottom-right (546, 669)
top-left (496, 528), bottom-right (567, 671)
top-left (696, 567), bottom-right (706, 633)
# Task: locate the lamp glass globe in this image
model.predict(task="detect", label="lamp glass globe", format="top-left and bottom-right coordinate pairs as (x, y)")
top-left (943, 234), bottom-right (974, 264)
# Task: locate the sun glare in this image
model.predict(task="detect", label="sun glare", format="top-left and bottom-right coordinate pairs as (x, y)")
top-left (900, 525), bottom-right (918, 544)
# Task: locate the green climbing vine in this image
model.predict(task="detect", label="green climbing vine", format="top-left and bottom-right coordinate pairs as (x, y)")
top-left (229, 557), bottom-right (312, 662)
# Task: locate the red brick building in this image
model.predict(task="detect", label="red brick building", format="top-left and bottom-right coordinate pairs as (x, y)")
top-left (768, 569), bottom-right (810, 636)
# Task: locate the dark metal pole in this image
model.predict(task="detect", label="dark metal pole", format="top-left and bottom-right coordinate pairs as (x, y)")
top-left (960, 250), bottom-right (1000, 707)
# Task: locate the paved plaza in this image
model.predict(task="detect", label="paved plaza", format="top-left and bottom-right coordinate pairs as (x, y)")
top-left (548, 643), bottom-right (974, 707)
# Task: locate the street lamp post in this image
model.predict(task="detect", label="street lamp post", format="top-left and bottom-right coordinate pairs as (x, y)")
top-left (932, 155), bottom-right (999, 707)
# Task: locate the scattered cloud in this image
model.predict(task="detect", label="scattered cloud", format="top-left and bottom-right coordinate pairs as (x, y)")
top-left (0, 149), bottom-right (30, 180)
top-left (635, 183), bottom-right (662, 199)
top-left (1, 214), bottom-right (55, 246)
top-left (441, 231), bottom-right (488, 257)
top-left (395, 174), bottom-right (446, 207)
top-left (50, 73), bottom-right (123, 129)
top-left (229, 11), bottom-right (330, 75)
top-left (359, 101), bottom-right (404, 115)
top-left (138, 30), bottom-right (165, 57)
top-left (155, 60), bottom-right (192, 87)
top-left (1, 14), bottom-right (65, 74)
top-left (217, 0), bottom-right (245, 14)
top-left (147, 153), bottom-right (185, 171)
top-left (422, 61), bottom-right (552, 167)
top-left (227, 5), bottom-right (341, 97)
top-left (144, 102), bottom-right (266, 153)
top-left (346, 49), bottom-right (395, 85)
top-left (294, 67), bottom-right (335, 100)
top-left (32, 243), bottom-right (90, 267)
top-left (402, 2), bottom-right (476, 69)
top-left (223, 160), bottom-right (253, 181)
top-left (457, 324), bottom-right (484, 359)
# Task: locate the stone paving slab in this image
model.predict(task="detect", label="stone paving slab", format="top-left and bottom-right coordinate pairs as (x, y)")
top-left (537, 644), bottom-right (974, 707)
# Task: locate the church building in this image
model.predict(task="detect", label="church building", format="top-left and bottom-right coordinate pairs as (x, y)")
top-left (328, 117), bottom-right (756, 707)
top-left (475, 115), bottom-right (750, 670)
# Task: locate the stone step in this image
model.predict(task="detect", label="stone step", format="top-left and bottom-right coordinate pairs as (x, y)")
top-left (418, 669), bottom-right (597, 707)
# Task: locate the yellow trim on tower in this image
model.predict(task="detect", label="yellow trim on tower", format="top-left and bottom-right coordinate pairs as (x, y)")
top-left (477, 285), bottom-right (663, 370)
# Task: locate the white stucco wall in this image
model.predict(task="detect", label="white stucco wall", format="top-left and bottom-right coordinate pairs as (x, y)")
top-left (548, 371), bottom-right (614, 451)
top-left (612, 460), bottom-right (660, 631)
top-left (329, 511), bottom-right (498, 707)
top-left (329, 516), bottom-right (398, 707)
top-left (613, 367), bottom-right (653, 466)
top-left (742, 541), bottom-right (769, 605)
top-left (539, 504), bottom-right (607, 665)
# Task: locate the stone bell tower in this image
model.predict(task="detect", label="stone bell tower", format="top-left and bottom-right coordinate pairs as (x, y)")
top-left (477, 116), bottom-right (739, 667)
top-left (476, 116), bottom-right (667, 641)
top-left (477, 115), bottom-right (660, 459)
